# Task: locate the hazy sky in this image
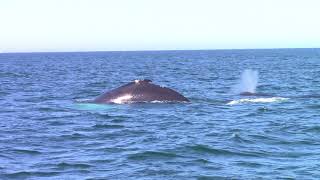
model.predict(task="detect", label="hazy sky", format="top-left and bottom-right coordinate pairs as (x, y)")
top-left (1, 0), bottom-right (320, 52)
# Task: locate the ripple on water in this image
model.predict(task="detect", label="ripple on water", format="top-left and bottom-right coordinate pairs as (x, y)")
top-left (3, 171), bottom-right (60, 179)
top-left (92, 124), bottom-right (125, 129)
top-left (234, 161), bottom-right (265, 168)
top-left (304, 126), bottom-right (320, 133)
top-left (127, 151), bottom-right (183, 161)
top-left (11, 149), bottom-right (42, 155)
top-left (229, 133), bottom-right (253, 144)
top-left (59, 133), bottom-right (89, 140)
top-left (2, 50), bottom-right (320, 179)
top-left (55, 162), bottom-right (93, 170)
top-left (186, 144), bottom-right (266, 158)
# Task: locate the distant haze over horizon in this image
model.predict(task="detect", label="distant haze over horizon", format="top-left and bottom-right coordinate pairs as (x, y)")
top-left (1, 47), bottom-right (320, 54)
top-left (1, 0), bottom-right (320, 52)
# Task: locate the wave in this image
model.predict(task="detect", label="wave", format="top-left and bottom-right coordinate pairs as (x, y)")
top-left (12, 149), bottom-right (42, 155)
top-left (92, 124), bottom-right (125, 129)
top-left (227, 97), bottom-right (289, 105)
top-left (56, 162), bottom-right (92, 169)
top-left (127, 151), bottom-right (182, 160)
top-left (186, 144), bottom-right (265, 157)
top-left (3, 171), bottom-right (60, 179)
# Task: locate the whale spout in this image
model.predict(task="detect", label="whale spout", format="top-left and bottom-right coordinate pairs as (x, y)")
top-left (233, 69), bottom-right (259, 95)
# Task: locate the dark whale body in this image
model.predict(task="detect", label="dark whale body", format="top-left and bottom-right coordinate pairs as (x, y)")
top-left (93, 79), bottom-right (189, 104)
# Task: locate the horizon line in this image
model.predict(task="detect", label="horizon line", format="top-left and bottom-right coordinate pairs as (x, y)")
top-left (1, 47), bottom-right (319, 54)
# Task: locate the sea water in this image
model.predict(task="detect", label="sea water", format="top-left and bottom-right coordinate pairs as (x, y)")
top-left (1, 49), bottom-right (320, 179)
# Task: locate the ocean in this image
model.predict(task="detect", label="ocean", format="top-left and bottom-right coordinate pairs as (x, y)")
top-left (1, 49), bottom-right (320, 179)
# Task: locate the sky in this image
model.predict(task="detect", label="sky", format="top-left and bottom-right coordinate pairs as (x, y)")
top-left (0, 0), bottom-right (320, 52)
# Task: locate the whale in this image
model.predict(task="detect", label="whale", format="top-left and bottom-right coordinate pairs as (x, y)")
top-left (92, 79), bottom-right (189, 104)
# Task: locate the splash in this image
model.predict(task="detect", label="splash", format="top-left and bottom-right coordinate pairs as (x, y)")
top-left (233, 69), bottom-right (259, 94)
top-left (227, 97), bottom-right (289, 105)
top-left (74, 103), bottom-right (115, 110)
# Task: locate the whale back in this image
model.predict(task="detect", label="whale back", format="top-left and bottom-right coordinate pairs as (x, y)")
top-left (93, 80), bottom-right (189, 104)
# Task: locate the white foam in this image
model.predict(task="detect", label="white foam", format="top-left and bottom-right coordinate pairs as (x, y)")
top-left (148, 100), bottom-right (189, 103)
top-left (111, 94), bottom-right (133, 104)
top-left (74, 99), bottom-right (93, 103)
top-left (227, 97), bottom-right (289, 105)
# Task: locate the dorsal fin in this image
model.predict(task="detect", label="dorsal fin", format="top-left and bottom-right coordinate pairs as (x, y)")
top-left (134, 79), bottom-right (152, 84)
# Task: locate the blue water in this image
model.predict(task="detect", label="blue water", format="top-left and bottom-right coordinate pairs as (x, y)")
top-left (1, 49), bottom-right (320, 179)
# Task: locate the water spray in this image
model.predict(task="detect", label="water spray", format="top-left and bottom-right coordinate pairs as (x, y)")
top-left (233, 69), bottom-right (259, 94)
